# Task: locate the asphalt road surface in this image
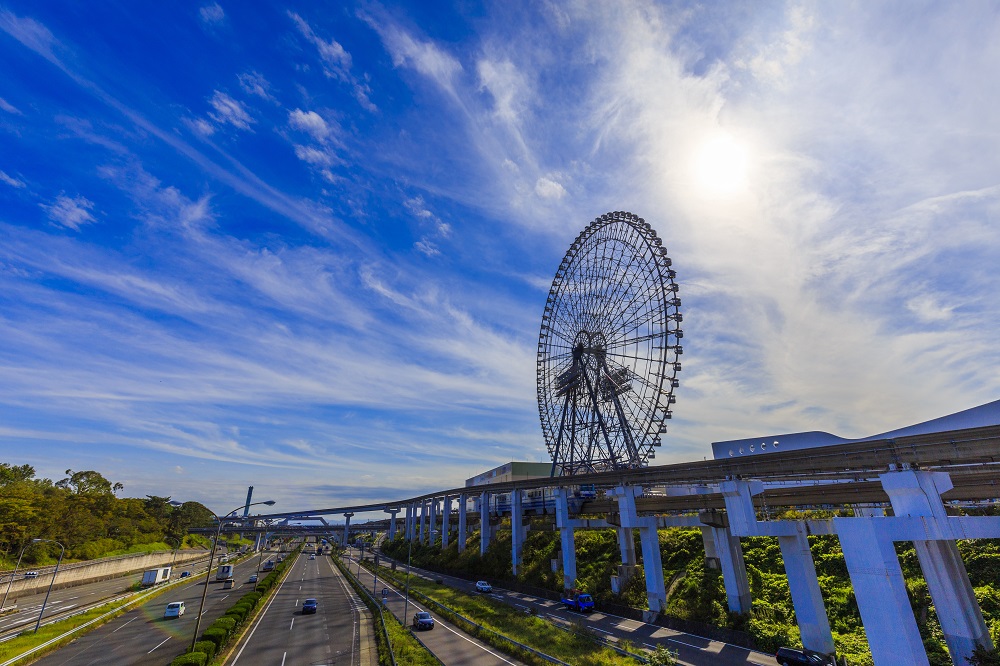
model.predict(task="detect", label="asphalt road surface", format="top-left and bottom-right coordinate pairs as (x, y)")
top-left (0, 554), bottom-right (210, 639)
top-left (31, 551), bottom-right (271, 666)
top-left (343, 552), bottom-right (528, 666)
top-left (226, 551), bottom-right (371, 666)
top-left (375, 553), bottom-right (779, 666)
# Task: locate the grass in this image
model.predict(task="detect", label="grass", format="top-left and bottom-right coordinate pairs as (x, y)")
top-left (368, 562), bottom-right (644, 666)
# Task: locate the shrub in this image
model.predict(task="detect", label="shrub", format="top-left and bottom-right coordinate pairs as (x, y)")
top-left (191, 641), bottom-right (216, 661)
top-left (226, 604), bottom-right (251, 623)
top-left (241, 591), bottom-right (262, 607)
top-left (212, 615), bottom-right (237, 636)
top-left (200, 626), bottom-right (227, 649)
top-left (170, 653), bottom-right (207, 666)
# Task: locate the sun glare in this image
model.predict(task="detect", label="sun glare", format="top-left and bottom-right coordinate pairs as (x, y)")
top-left (694, 133), bottom-right (749, 196)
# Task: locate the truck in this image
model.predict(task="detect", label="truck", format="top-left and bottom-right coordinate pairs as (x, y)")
top-left (262, 560), bottom-right (275, 571)
top-left (216, 564), bottom-right (234, 581)
top-left (560, 590), bottom-right (595, 612)
top-left (141, 567), bottom-right (172, 586)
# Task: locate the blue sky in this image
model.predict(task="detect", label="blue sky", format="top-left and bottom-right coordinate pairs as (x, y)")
top-left (2, 2), bottom-right (999, 516)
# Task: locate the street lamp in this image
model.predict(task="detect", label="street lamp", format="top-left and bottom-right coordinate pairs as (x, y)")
top-left (402, 536), bottom-right (413, 627)
top-left (190, 500), bottom-right (275, 652)
top-left (1, 539), bottom-right (35, 612)
top-left (33, 539), bottom-right (65, 633)
top-left (164, 537), bottom-right (180, 574)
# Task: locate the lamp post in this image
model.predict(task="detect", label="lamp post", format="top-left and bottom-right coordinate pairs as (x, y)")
top-left (190, 500), bottom-right (275, 652)
top-left (33, 539), bottom-right (65, 632)
top-left (402, 536), bottom-right (413, 627)
top-left (164, 537), bottom-right (180, 574)
top-left (1, 540), bottom-right (34, 612)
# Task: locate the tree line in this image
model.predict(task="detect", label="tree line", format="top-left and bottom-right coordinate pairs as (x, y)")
top-left (1, 462), bottom-right (215, 567)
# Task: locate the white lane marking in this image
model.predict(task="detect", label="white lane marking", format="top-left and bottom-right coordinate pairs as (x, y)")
top-left (231, 553), bottom-right (298, 666)
top-left (112, 617), bottom-right (138, 633)
top-left (289, 617), bottom-right (295, 630)
top-left (281, 652), bottom-right (286, 666)
top-left (148, 637), bottom-right (170, 653)
top-left (220, 595), bottom-right (229, 602)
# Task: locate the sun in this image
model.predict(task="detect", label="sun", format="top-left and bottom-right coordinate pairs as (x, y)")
top-left (693, 133), bottom-right (749, 196)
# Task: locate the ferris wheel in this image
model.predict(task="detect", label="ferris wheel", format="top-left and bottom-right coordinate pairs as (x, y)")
top-left (537, 211), bottom-right (682, 476)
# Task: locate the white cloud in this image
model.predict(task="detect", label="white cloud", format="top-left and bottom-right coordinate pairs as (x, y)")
top-left (0, 96), bottom-right (22, 115)
top-left (289, 109), bottom-right (330, 142)
top-left (207, 91), bottom-right (253, 130)
top-left (187, 117), bottom-right (215, 136)
top-left (199, 3), bottom-right (225, 25)
top-left (0, 9), bottom-right (57, 62)
top-left (293, 144), bottom-right (335, 167)
top-left (39, 194), bottom-right (96, 230)
top-left (534, 177), bottom-right (566, 199)
top-left (289, 12), bottom-right (352, 80)
top-left (414, 240), bottom-right (440, 257)
top-left (364, 17), bottom-right (463, 100)
top-left (0, 170), bottom-right (26, 188)
top-left (238, 71), bottom-right (274, 101)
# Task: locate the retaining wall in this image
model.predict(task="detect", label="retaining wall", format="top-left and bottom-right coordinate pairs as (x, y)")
top-left (1, 549), bottom-right (209, 601)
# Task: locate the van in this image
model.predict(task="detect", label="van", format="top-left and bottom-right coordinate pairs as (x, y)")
top-left (222, 578), bottom-right (235, 590)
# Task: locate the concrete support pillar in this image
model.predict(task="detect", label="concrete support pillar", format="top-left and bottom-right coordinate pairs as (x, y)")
top-left (419, 502), bottom-right (426, 544)
top-left (512, 490), bottom-right (526, 576)
top-left (638, 524), bottom-right (666, 613)
top-left (343, 512), bottom-right (353, 547)
top-left (442, 496), bottom-right (451, 548)
top-left (458, 494), bottom-right (468, 553)
top-left (386, 508), bottom-right (400, 541)
top-left (778, 526), bottom-right (835, 655)
top-left (428, 498), bottom-right (438, 546)
top-left (554, 488), bottom-right (577, 590)
top-left (712, 527), bottom-right (752, 614)
top-left (881, 471), bottom-right (993, 663)
top-left (717, 481), bottom-right (757, 614)
top-left (607, 485), bottom-right (667, 615)
top-left (617, 527), bottom-right (637, 566)
top-left (835, 516), bottom-right (929, 666)
top-left (480, 491), bottom-right (492, 556)
top-left (700, 526), bottom-right (719, 568)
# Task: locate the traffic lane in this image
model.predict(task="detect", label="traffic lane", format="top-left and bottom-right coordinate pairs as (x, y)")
top-left (0, 555), bottom-right (211, 635)
top-left (230, 552), bottom-right (361, 665)
top-left (31, 554), bottom-right (262, 666)
top-left (377, 556), bottom-right (777, 666)
top-left (343, 554), bottom-right (526, 666)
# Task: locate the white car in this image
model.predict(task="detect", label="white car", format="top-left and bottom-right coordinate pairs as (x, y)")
top-left (164, 601), bottom-right (186, 618)
top-left (475, 581), bottom-right (492, 593)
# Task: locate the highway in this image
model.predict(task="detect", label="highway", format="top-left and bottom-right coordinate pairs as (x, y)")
top-left (0, 555), bottom-right (210, 639)
top-left (30, 551), bottom-right (267, 666)
top-left (226, 548), bottom-right (374, 666)
top-left (373, 554), bottom-right (778, 666)
top-left (343, 552), bottom-right (527, 666)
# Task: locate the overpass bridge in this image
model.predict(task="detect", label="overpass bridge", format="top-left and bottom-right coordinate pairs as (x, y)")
top-left (198, 407), bottom-right (1000, 666)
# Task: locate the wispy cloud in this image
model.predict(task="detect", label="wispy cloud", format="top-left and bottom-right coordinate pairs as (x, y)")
top-left (0, 96), bottom-right (22, 115)
top-left (238, 71), bottom-right (274, 101)
top-left (198, 3), bottom-right (225, 25)
top-left (207, 90), bottom-right (254, 130)
top-left (0, 170), bottom-right (26, 188)
top-left (39, 194), bottom-right (96, 230)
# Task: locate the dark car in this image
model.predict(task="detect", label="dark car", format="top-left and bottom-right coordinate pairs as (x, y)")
top-left (302, 598), bottom-right (318, 614)
top-left (180, 571), bottom-right (191, 578)
top-left (412, 611), bottom-right (434, 630)
top-left (775, 647), bottom-right (835, 666)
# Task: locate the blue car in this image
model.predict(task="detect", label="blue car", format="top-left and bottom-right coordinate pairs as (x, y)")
top-left (302, 598), bottom-right (318, 614)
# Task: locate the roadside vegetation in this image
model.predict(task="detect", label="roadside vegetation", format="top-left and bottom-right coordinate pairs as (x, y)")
top-left (382, 507), bottom-right (1000, 666)
top-left (1, 462), bottom-right (215, 568)
top-left (333, 554), bottom-right (440, 666)
top-left (366, 559), bottom-right (657, 665)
